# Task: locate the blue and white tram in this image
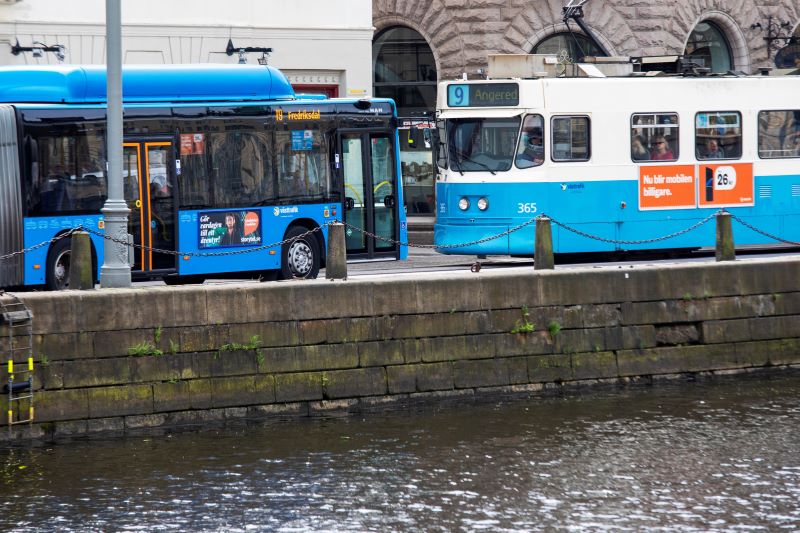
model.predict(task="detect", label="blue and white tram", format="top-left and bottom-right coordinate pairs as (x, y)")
top-left (433, 67), bottom-right (800, 255)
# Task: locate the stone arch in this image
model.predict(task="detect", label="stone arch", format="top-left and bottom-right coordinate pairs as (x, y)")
top-left (373, 1), bottom-right (467, 81)
top-left (682, 11), bottom-right (752, 73)
top-left (498, 3), bottom-right (634, 58)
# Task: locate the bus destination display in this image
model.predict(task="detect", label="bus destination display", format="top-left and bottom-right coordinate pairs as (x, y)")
top-left (447, 83), bottom-right (519, 108)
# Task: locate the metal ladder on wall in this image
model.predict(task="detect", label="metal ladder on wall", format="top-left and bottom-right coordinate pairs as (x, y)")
top-left (1, 291), bottom-right (34, 432)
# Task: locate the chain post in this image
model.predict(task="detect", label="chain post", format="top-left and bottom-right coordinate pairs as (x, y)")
top-left (69, 231), bottom-right (94, 290)
top-left (715, 210), bottom-right (735, 262)
top-left (534, 215), bottom-right (554, 270)
top-left (326, 222), bottom-right (347, 280)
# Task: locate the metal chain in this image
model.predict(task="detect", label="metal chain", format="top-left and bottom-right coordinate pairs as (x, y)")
top-left (78, 224), bottom-right (327, 257)
top-left (727, 212), bottom-right (800, 246)
top-left (0, 209), bottom-right (796, 260)
top-left (338, 216), bottom-right (540, 249)
top-left (0, 228), bottom-right (81, 261)
top-left (545, 211), bottom-right (719, 245)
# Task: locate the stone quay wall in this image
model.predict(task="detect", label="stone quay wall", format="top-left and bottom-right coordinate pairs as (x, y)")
top-left (3, 258), bottom-right (800, 441)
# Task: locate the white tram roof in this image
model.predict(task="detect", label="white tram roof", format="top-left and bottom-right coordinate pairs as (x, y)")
top-left (437, 74), bottom-right (800, 117)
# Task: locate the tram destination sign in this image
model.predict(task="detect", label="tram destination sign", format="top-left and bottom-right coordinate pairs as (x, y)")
top-left (447, 83), bottom-right (519, 107)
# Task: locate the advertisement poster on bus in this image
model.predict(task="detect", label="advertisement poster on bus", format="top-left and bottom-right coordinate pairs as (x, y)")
top-left (199, 210), bottom-right (262, 248)
top-left (697, 163), bottom-right (754, 208)
top-left (638, 165), bottom-right (696, 210)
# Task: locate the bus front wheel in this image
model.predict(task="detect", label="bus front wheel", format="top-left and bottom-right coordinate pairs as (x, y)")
top-left (280, 226), bottom-right (320, 280)
top-left (46, 237), bottom-right (71, 290)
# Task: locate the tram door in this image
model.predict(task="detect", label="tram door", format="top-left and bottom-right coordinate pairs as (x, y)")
top-left (340, 132), bottom-right (398, 257)
top-left (122, 141), bottom-right (177, 272)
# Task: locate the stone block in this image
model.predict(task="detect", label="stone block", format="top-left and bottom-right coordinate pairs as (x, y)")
top-left (506, 357), bottom-right (529, 384)
top-left (528, 354), bottom-right (572, 383)
top-left (35, 389), bottom-right (89, 422)
top-left (750, 316), bottom-right (800, 340)
top-left (33, 332), bottom-right (94, 360)
top-left (87, 384), bottom-right (153, 418)
top-left (92, 329), bottom-right (160, 358)
top-left (394, 312), bottom-right (468, 339)
top-left (130, 353), bottom-right (194, 383)
top-left (274, 372), bottom-right (323, 402)
top-left (297, 319), bottom-right (329, 345)
top-left (178, 325), bottom-right (224, 353)
top-left (324, 367), bottom-right (387, 399)
top-left (153, 380), bottom-right (194, 412)
top-left (415, 362), bottom-right (454, 392)
top-left (480, 274), bottom-right (541, 311)
top-left (453, 359), bottom-right (510, 389)
top-left (211, 375), bottom-right (255, 408)
top-left (701, 319), bottom-right (753, 344)
top-left (211, 349), bottom-right (258, 377)
top-left (554, 328), bottom-right (605, 355)
top-left (387, 365), bottom-right (417, 394)
top-left (359, 340), bottom-right (405, 367)
top-left (494, 332), bottom-right (554, 357)
top-left (571, 351), bottom-right (617, 381)
top-left (35, 361), bottom-right (64, 390)
top-left (655, 325), bottom-right (700, 346)
top-left (581, 304), bottom-right (622, 327)
top-left (604, 325), bottom-right (656, 351)
top-left (325, 317), bottom-right (377, 344)
top-left (61, 358), bottom-right (130, 388)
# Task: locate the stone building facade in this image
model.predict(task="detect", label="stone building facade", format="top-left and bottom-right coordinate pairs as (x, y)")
top-left (373, 0), bottom-right (800, 80)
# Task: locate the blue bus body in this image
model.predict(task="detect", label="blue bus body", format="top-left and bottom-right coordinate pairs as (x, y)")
top-left (0, 65), bottom-right (407, 288)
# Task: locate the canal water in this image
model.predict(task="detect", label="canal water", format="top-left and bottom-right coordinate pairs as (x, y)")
top-left (2, 370), bottom-right (799, 532)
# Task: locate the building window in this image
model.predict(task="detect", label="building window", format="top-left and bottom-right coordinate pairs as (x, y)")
top-left (685, 21), bottom-right (732, 73)
top-left (532, 32), bottom-right (605, 62)
top-left (373, 26), bottom-right (438, 216)
top-left (373, 26), bottom-right (437, 117)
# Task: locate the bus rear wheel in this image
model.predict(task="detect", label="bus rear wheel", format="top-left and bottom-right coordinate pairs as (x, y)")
top-left (280, 226), bottom-right (320, 280)
top-left (46, 237), bottom-right (71, 290)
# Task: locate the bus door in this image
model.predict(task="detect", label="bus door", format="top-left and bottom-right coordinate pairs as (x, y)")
top-left (339, 131), bottom-right (399, 258)
top-left (122, 140), bottom-right (177, 272)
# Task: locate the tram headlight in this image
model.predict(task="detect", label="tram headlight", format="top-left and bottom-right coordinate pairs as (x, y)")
top-left (458, 197), bottom-right (470, 211)
top-left (477, 197), bottom-right (489, 211)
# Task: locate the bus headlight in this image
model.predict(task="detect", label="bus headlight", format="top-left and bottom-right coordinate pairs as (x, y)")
top-left (458, 197), bottom-right (470, 211)
top-left (477, 197), bottom-right (489, 211)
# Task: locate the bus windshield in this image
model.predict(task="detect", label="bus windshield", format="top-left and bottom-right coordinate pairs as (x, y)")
top-left (446, 117), bottom-right (520, 173)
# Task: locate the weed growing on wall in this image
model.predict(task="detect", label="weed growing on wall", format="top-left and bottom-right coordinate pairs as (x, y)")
top-left (511, 306), bottom-right (535, 334)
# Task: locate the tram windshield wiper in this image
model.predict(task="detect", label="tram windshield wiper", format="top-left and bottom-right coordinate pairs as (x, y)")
top-left (453, 150), bottom-right (496, 175)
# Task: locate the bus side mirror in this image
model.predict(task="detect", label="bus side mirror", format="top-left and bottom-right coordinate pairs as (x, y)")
top-left (345, 197), bottom-right (355, 211)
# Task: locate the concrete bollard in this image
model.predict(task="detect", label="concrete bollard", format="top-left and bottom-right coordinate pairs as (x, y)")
top-left (715, 211), bottom-right (735, 262)
top-left (326, 222), bottom-right (347, 280)
top-left (69, 231), bottom-right (94, 290)
top-left (534, 215), bottom-right (555, 270)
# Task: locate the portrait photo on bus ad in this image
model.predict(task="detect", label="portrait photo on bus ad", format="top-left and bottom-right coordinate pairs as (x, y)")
top-left (199, 210), bottom-right (262, 248)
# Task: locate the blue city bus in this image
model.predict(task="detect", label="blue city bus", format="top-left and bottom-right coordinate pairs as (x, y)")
top-left (0, 64), bottom-right (407, 289)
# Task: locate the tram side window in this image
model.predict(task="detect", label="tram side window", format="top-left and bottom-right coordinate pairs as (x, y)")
top-left (516, 114), bottom-right (545, 169)
top-left (25, 124), bottom-right (108, 215)
top-left (630, 113), bottom-right (679, 162)
top-left (757, 110), bottom-right (800, 159)
top-left (696, 111), bottom-right (742, 160)
top-left (551, 116), bottom-right (589, 162)
top-left (275, 129), bottom-right (331, 201)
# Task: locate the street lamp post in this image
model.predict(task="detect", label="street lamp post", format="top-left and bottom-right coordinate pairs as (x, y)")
top-left (100, 0), bottom-right (131, 288)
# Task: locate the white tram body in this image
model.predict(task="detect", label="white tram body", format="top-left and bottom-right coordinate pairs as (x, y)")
top-left (433, 65), bottom-right (800, 255)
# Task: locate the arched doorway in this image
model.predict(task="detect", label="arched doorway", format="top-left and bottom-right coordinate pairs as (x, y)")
top-left (685, 21), bottom-right (733, 73)
top-left (373, 26), bottom-right (437, 216)
top-left (532, 32), bottom-right (606, 62)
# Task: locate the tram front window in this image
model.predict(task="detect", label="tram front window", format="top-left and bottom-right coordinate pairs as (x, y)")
top-left (447, 117), bottom-right (520, 173)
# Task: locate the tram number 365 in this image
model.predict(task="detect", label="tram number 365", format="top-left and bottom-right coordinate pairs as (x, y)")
top-left (517, 202), bottom-right (538, 214)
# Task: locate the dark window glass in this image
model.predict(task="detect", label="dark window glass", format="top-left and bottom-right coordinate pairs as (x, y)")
top-left (758, 110), bottom-right (800, 159)
top-left (695, 112), bottom-right (742, 160)
top-left (373, 26), bottom-right (437, 117)
top-left (631, 113), bottom-right (679, 162)
top-left (22, 116), bottom-right (107, 215)
top-left (275, 128), bottom-right (331, 201)
top-left (551, 116), bottom-right (590, 162)
top-left (533, 33), bottom-right (606, 62)
top-left (685, 21), bottom-right (732, 73)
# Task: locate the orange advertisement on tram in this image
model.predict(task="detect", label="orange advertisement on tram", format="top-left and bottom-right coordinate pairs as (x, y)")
top-left (638, 165), bottom-right (696, 210)
top-left (698, 163), bottom-right (754, 207)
